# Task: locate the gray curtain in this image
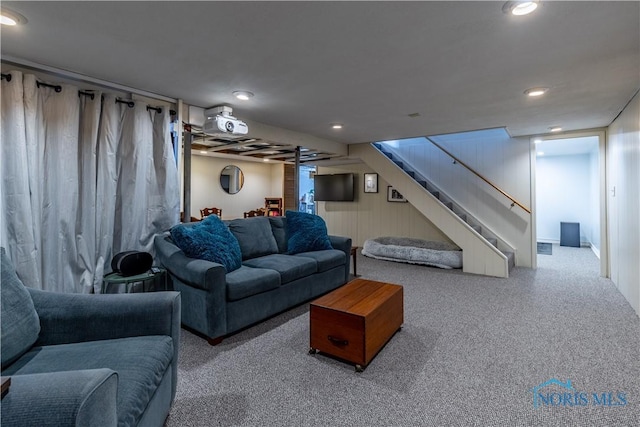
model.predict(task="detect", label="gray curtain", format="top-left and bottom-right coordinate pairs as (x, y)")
top-left (1, 71), bottom-right (179, 293)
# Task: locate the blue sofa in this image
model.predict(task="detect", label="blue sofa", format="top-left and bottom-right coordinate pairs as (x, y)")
top-left (0, 248), bottom-right (181, 427)
top-left (154, 215), bottom-right (351, 344)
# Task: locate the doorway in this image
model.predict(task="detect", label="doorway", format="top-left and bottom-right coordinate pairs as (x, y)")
top-left (533, 131), bottom-right (607, 276)
top-left (299, 165), bottom-right (316, 214)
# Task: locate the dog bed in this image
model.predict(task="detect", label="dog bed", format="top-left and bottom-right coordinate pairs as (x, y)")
top-left (362, 236), bottom-right (462, 269)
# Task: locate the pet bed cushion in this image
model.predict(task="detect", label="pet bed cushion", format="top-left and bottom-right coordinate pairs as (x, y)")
top-left (362, 236), bottom-right (462, 269)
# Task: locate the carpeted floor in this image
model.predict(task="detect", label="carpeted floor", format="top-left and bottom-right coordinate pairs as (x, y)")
top-left (165, 245), bottom-right (640, 426)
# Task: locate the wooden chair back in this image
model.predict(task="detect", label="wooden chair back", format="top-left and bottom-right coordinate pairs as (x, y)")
top-left (243, 209), bottom-right (265, 218)
top-left (200, 207), bottom-right (222, 219)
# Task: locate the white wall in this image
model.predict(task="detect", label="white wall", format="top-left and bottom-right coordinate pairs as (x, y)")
top-left (190, 155), bottom-right (283, 220)
top-left (589, 151), bottom-right (601, 251)
top-left (536, 153), bottom-right (597, 246)
top-left (317, 163), bottom-right (452, 247)
top-left (383, 128), bottom-right (533, 267)
top-left (607, 91), bottom-right (640, 316)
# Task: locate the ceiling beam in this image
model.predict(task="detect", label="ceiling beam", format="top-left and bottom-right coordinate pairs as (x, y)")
top-left (238, 145), bottom-right (294, 155)
top-left (205, 140), bottom-right (261, 152)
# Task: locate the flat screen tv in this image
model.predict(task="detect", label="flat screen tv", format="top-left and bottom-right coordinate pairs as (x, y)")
top-left (314, 173), bottom-right (355, 202)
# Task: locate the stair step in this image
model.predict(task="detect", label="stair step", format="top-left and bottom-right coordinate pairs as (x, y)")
top-left (394, 160), bottom-right (404, 168)
top-left (457, 213), bottom-right (467, 222)
top-left (445, 202), bottom-right (453, 210)
top-left (430, 191), bottom-right (440, 199)
top-left (503, 251), bottom-right (515, 272)
top-left (418, 180), bottom-right (427, 188)
top-left (487, 237), bottom-right (498, 247)
top-left (472, 225), bottom-right (482, 233)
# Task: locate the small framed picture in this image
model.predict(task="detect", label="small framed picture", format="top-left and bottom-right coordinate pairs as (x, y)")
top-left (364, 173), bottom-right (378, 193)
top-left (387, 186), bottom-right (408, 202)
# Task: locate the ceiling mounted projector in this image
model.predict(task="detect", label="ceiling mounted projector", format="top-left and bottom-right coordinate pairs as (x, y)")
top-left (202, 105), bottom-right (248, 137)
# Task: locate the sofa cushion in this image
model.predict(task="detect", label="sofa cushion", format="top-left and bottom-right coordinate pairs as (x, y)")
top-left (243, 254), bottom-right (317, 284)
top-left (3, 335), bottom-right (173, 427)
top-left (170, 215), bottom-right (242, 272)
top-left (228, 217), bottom-right (279, 260)
top-left (268, 216), bottom-right (288, 253)
top-left (285, 210), bottom-right (333, 255)
top-left (295, 249), bottom-right (346, 273)
top-left (225, 266), bottom-right (281, 301)
top-left (1, 247), bottom-right (41, 369)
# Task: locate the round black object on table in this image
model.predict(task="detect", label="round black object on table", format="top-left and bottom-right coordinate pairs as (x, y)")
top-left (111, 251), bottom-right (153, 276)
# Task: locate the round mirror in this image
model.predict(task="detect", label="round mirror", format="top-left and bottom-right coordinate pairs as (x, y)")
top-left (220, 165), bottom-right (244, 194)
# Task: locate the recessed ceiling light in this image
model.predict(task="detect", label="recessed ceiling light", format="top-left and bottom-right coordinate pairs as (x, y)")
top-left (502, 1), bottom-right (539, 16)
top-left (524, 87), bottom-right (549, 97)
top-left (331, 123), bottom-right (343, 130)
top-left (537, 151), bottom-right (545, 156)
top-left (549, 126), bottom-right (562, 132)
top-left (232, 91), bottom-right (254, 101)
top-left (0, 8), bottom-right (27, 26)
top-left (263, 158), bottom-right (270, 162)
top-left (199, 150), bottom-right (207, 154)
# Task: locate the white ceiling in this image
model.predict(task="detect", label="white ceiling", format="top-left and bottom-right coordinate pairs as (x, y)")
top-left (1, 1), bottom-right (638, 147)
top-left (535, 135), bottom-right (599, 157)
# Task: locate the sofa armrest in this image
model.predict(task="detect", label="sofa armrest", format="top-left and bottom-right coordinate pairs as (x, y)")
top-left (28, 289), bottom-right (181, 348)
top-left (154, 233), bottom-right (227, 291)
top-left (329, 235), bottom-right (352, 254)
top-left (1, 369), bottom-right (118, 427)
top-left (329, 235), bottom-right (352, 282)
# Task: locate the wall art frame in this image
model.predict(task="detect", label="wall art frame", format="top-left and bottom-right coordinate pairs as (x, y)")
top-left (364, 173), bottom-right (378, 193)
top-left (387, 186), bottom-right (408, 202)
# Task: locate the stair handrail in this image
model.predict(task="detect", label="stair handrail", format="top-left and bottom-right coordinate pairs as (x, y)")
top-left (425, 137), bottom-right (531, 214)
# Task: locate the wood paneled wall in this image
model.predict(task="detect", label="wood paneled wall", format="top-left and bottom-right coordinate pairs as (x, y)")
top-left (607, 91), bottom-right (640, 316)
top-left (317, 163), bottom-right (451, 247)
top-left (283, 164), bottom-right (296, 212)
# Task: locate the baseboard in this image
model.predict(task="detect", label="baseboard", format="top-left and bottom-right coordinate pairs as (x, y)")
top-left (537, 238), bottom-right (594, 250)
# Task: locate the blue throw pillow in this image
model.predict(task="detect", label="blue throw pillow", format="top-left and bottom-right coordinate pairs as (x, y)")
top-left (170, 215), bottom-right (242, 272)
top-left (285, 210), bottom-right (333, 255)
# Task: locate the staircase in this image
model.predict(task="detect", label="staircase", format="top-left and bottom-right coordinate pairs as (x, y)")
top-left (350, 143), bottom-right (515, 278)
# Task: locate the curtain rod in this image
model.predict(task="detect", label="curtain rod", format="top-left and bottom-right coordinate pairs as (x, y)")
top-left (1, 55), bottom-right (177, 104)
top-left (2, 73), bottom-right (175, 115)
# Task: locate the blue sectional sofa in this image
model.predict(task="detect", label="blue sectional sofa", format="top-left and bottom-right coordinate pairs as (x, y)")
top-left (154, 214), bottom-right (351, 344)
top-left (0, 248), bottom-right (181, 427)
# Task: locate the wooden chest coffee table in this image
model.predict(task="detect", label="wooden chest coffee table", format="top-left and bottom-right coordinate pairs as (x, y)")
top-left (309, 278), bottom-right (403, 372)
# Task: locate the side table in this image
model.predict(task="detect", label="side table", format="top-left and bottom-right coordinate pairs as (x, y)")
top-left (102, 268), bottom-right (167, 294)
top-left (1, 377), bottom-right (10, 399)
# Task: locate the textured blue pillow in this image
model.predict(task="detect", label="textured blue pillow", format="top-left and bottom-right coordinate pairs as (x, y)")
top-left (170, 215), bottom-right (242, 272)
top-left (1, 247), bottom-right (41, 369)
top-left (285, 210), bottom-right (333, 255)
